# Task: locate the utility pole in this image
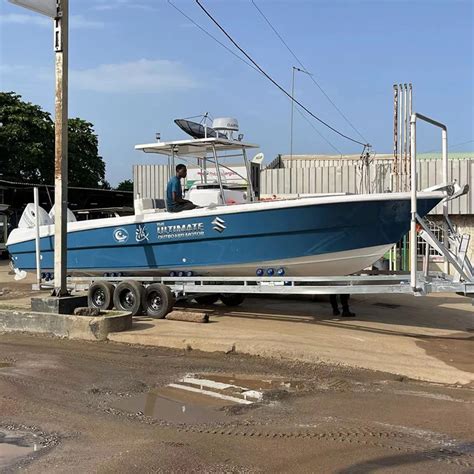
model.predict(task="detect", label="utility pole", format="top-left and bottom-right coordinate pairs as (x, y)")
top-left (9, 0), bottom-right (69, 296)
top-left (53, 0), bottom-right (69, 296)
top-left (290, 66), bottom-right (296, 161)
top-left (290, 66), bottom-right (312, 160)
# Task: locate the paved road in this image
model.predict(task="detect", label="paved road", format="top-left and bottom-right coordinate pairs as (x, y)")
top-left (1, 334), bottom-right (473, 473)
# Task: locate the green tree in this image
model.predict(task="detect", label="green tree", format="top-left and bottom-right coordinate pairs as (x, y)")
top-left (0, 91), bottom-right (106, 187)
top-left (68, 118), bottom-right (105, 188)
top-left (116, 179), bottom-right (133, 191)
top-left (0, 91), bottom-right (54, 182)
top-left (99, 179), bottom-right (111, 190)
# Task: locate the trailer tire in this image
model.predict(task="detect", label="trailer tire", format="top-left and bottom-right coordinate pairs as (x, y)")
top-left (143, 283), bottom-right (175, 319)
top-left (220, 293), bottom-right (245, 307)
top-left (194, 294), bottom-right (219, 305)
top-left (113, 280), bottom-right (144, 316)
top-left (88, 281), bottom-right (115, 310)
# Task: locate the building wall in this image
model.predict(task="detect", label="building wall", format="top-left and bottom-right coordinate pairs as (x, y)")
top-left (260, 158), bottom-right (474, 215)
top-left (134, 160), bottom-right (474, 214)
top-left (268, 152), bottom-right (473, 169)
top-left (133, 165), bottom-right (170, 200)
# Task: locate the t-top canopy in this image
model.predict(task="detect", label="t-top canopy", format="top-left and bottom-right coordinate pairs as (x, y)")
top-left (135, 137), bottom-right (259, 158)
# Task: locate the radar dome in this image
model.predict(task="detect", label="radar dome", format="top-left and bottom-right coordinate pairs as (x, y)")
top-left (211, 117), bottom-right (239, 139)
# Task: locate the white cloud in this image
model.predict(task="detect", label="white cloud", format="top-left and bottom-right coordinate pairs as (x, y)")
top-left (70, 59), bottom-right (197, 93)
top-left (92, 0), bottom-right (158, 12)
top-left (70, 14), bottom-right (105, 29)
top-left (1, 59), bottom-right (198, 94)
top-left (0, 13), bottom-right (49, 27)
top-left (0, 13), bottom-right (104, 29)
top-left (0, 64), bottom-right (31, 74)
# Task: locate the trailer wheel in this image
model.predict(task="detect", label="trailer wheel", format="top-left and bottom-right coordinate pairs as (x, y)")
top-left (113, 280), bottom-right (144, 316)
top-left (220, 293), bottom-right (245, 307)
top-left (194, 294), bottom-right (219, 305)
top-left (88, 281), bottom-right (115, 310)
top-left (143, 283), bottom-right (175, 319)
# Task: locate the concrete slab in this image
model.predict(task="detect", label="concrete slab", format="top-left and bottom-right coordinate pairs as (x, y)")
top-left (31, 295), bottom-right (88, 314)
top-left (0, 308), bottom-right (132, 341)
top-left (110, 293), bottom-right (474, 386)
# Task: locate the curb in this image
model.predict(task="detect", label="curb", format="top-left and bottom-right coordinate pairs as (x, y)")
top-left (0, 309), bottom-right (132, 341)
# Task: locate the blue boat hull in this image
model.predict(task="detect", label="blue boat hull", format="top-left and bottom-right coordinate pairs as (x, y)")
top-left (7, 195), bottom-right (442, 277)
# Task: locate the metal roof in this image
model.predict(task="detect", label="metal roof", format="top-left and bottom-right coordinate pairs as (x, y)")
top-left (278, 152), bottom-right (474, 161)
top-left (135, 137), bottom-right (259, 157)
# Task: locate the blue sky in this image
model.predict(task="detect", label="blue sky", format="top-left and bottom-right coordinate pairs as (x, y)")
top-left (1, 0), bottom-right (473, 185)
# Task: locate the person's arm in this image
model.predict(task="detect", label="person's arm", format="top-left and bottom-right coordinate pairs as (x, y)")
top-left (172, 191), bottom-right (187, 204)
top-left (172, 179), bottom-right (187, 204)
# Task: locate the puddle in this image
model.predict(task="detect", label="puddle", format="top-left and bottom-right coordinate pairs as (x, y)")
top-left (112, 386), bottom-right (230, 423)
top-left (112, 373), bottom-right (298, 424)
top-left (0, 431), bottom-right (40, 470)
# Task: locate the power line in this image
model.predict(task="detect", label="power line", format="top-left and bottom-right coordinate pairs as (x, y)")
top-left (294, 106), bottom-right (343, 155)
top-left (167, 0), bottom-right (342, 153)
top-left (250, 0), bottom-right (368, 144)
top-left (167, 1), bottom-right (259, 74)
top-left (195, 0), bottom-right (369, 148)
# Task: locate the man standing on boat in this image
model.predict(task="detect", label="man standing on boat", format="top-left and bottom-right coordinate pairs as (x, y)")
top-left (166, 164), bottom-right (197, 212)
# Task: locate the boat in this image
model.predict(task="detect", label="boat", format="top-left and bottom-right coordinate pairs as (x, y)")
top-left (6, 118), bottom-right (445, 278)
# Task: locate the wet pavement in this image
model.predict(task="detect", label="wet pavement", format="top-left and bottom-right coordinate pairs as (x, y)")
top-left (1, 333), bottom-right (473, 472)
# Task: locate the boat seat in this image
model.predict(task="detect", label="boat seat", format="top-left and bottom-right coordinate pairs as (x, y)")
top-left (134, 198), bottom-right (166, 215)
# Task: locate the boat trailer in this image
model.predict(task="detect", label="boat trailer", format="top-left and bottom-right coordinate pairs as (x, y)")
top-left (62, 267), bottom-right (473, 320)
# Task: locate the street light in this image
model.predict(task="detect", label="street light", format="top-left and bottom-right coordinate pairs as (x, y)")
top-left (290, 66), bottom-right (312, 160)
top-left (9, 0), bottom-right (69, 297)
top-left (8, 0), bottom-right (57, 17)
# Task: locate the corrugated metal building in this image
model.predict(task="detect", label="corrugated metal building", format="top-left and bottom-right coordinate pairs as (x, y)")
top-left (260, 157), bottom-right (473, 215)
top-left (133, 165), bottom-right (171, 200)
top-left (267, 152), bottom-right (472, 169)
top-left (134, 156), bottom-right (474, 214)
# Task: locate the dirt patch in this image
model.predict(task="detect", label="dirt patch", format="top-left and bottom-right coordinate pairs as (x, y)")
top-left (0, 333), bottom-right (473, 472)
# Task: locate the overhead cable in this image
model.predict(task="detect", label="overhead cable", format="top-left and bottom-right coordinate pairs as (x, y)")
top-left (250, 0), bottom-right (368, 144)
top-left (294, 106), bottom-right (343, 156)
top-left (195, 0), bottom-right (369, 148)
top-left (168, 0), bottom-right (343, 153)
top-left (167, 1), bottom-right (260, 74)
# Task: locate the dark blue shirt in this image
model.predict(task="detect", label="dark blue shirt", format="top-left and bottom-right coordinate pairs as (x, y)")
top-left (166, 176), bottom-right (182, 211)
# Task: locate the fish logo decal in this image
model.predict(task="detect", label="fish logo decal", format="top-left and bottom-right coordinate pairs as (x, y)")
top-left (212, 217), bottom-right (226, 233)
top-left (135, 224), bottom-right (149, 242)
top-left (113, 228), bottom-right (129, 243)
